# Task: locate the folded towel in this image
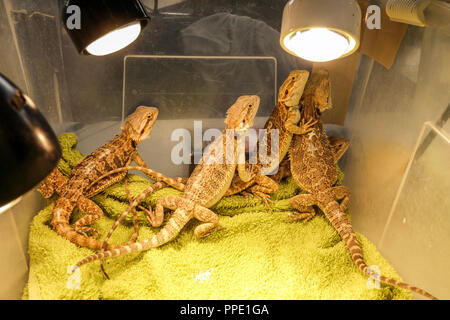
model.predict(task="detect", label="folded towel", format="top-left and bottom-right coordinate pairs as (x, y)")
top-left (23, 133), bottom-right (411, 300)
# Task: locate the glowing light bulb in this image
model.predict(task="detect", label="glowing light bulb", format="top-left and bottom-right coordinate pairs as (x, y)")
top-left (283, 28), bottom-right (356, 62)
top-left (86, 22), bottom-right (142, 56)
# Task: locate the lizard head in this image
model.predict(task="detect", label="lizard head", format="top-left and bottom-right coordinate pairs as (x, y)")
top-left (302, 69), bottom-right (332, 113)
top-left (121, 106), bottom-right (159, 143)
top-left (224, 95), bottom-right (260, 133)
top-left (328, 136), bottom-right (350, 161)
top-left (278, 70), bottom-right (310, 107)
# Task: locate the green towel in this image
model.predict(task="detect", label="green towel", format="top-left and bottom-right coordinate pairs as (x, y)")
top-left (23, 133), bottom-right (412, 300)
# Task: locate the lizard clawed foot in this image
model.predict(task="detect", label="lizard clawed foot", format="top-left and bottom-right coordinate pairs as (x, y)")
top-left (241, 191), bottom-right (253, 203)
top-left (299, 119), bottom-right (318, 134)
top-left (286, 211), bottom-right (316, 222)
top-left (138, 204), bottom-right (156, 226)
top-left (252, 191), bottom-right (273, 212)
top-left (240, 191), bottom-right (273, 211)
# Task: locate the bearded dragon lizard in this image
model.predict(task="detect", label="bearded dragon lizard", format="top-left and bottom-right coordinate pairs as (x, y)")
top-left (72, 95), bottom-right (261, 271)
top-left (38, 107), bottom-right (165, 251)
top-left (288, 69), bottom-right (438, 300)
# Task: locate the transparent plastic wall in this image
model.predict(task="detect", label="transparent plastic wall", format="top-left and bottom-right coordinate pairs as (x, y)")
top-left (342, 25), bottom-right (450, 299)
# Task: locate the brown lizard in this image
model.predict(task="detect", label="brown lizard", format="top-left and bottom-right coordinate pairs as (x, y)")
top-left (72, 95), bottom-right (261, 271)
top-left (38, 106), bottom-right (162, 251)
top-left (225, 70), bottom-right (315, 204)
top-left (288, 69), bottom-right (438, 300)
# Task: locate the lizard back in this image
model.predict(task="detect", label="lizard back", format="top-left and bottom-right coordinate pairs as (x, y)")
top-left (185, 134), bottom-right (237, 207)
top-left (62, 133), bottom-right (135, 199)
top-left (290, 122), bottom-right (337, 193)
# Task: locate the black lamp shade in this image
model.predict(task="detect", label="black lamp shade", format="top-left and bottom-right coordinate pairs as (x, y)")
top-left (0, 74), bottom-right (61, 207)
top-left (63, 0), bottom-right (150, 55)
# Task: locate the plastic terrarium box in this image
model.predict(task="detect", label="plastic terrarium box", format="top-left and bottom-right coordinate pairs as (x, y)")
top-left (0, 0), bottom-right (448, 301)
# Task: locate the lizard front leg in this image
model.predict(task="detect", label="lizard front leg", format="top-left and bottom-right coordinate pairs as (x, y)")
top-left (237, 163), bottom-right (255, 183)
top-left (236, 143), bottom-right (256, 183)
top-left (286, 119), bottom-right (318, 135)
top-left (285, 107), bottom-right (317, 135)
top-left (132, 152), bottom-right (149, 168)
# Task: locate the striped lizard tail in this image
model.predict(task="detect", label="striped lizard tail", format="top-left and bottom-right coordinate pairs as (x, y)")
top-left (323, 200), bottom-right (438, 300)
top-left (74, 208), bottom-right (191, 270)
top-left (87, 166), bottom-right (185, 191)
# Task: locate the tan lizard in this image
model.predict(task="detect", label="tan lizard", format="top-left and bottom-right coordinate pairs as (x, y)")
top-left (38, 106), bottom-right (165, 251)
top-left (72, 95), bottom-right (261, 272)
top-left (288, 69), bottom-right (438, 300)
